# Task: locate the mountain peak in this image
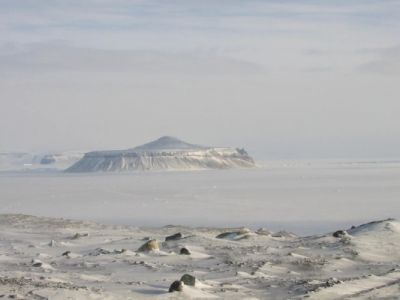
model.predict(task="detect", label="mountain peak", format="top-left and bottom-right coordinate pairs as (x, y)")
top-left (155, 136), bottom-right (184, 144)
top-left (132, 136), bottom-right (204, 151)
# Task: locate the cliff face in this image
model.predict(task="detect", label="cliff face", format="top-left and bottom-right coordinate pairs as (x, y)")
top-left (65, 136), bottom-right (255, 172)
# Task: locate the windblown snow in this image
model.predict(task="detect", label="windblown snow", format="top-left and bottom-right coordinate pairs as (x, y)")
top-left (1, 214), bottom-right (400, 299)
top-left (66, 136), bottom-right (255, 172)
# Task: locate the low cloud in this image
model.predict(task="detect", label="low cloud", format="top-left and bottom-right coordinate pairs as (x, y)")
top-left (358, 46), bottom-right (400, 76)
top-left (303, 49), bottom-right (329, 56)
top-left (0, 42), bottom-right (265, 77)
top-left (301, 66), bottom-right (333, 73)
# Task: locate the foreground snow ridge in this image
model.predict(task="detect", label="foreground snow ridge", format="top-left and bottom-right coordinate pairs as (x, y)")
top-left (66, 136), bottom-right (255, 172)
top-left (1, 215), bottom-right (400, 299)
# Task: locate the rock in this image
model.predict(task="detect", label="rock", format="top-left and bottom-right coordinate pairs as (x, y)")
top-left (169, 280), bottom-right (183, 292)
top-left (89, 248), bottom-right (112, 256)
top-left (62, 251), bottom-right (71, 257)
top-left (71, 233), bottom-right (89, 239)
top-left (165, 232), bottom-right (182, 241)
top-left (137, 239), bottom-right (159, 252)
top-left (40, 155), bottom-right (56, 165)
top-left (256, 228), bottom-right (272, 236)
top-left (271, 231), bottom-right (297, 238)
top-left (325, 277), bottom-right (341, 287)
top-left (114, 249), bottom-right (126, 254)
top-left (31, 260), bottom-right (43, 267)
top-left (216, 232), bottom-right (234, 239)
top-left (32, 262), bottom-right (43, 267)
top-left (333, 230), bottom-right (347, 238)
top-left (216, 228), bottom-right (251, 239)
top-left (180, 274), bottom-right (196, 286)
top-left (180, 247), bottom-right (191, 255)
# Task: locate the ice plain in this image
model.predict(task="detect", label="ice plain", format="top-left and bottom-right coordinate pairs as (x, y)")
top-left (1, 160), bottom-right (399, 234)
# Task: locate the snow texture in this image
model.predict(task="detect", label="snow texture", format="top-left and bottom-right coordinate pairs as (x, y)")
top-left (0, 214), bottom-right (400, 299)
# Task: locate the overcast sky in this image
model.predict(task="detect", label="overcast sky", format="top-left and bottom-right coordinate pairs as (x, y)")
top-left (1, 0), bottom-right (399, 158)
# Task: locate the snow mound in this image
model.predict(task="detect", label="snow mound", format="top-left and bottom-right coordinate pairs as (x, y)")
top-left (345, 219), bottom-right (400, 262)
top-left (348, 218), bottom-right (400, 236)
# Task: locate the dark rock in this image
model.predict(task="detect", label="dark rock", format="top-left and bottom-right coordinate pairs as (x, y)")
top-left (71, 233), bottom-right (89, 239)
top-left (89, 248), bottom-right (112, 256)
top-left (216, 232), bottom-right (233, 239)
top-left (40, 155), bottom-right (56, 165)
top-left (333, 230), bottom-right (347, 238)
top-left (271, 231), bottom-right (297, 238)
top-left (325, 277), bottom-right (341, 287)
top-left (180, 274), bottom-right (196, 286)
top-left (216, 228), bottom-right (250, 239)
top-left (236, 148), bottom-right (248, 155)
top-left (256, 228), bottom-right (272, 236)
top-left (169, 280), bottom-right (183, 292)
top-left (165, 233), bottom-right (182, 241)
top-left (62, 251), bottom-right (71, 257)
top-left (137, 239), bottom-right (159, 252)
top-left (180, 247), bottom-right (191, 255)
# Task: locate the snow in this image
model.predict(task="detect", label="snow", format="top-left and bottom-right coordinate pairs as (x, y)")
top-left (0, 160), bottom-right (399, 298)
top-left (1, 214), bottom-right (400, 299)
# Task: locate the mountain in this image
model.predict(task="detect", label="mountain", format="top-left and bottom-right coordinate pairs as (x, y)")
top-left (131, 136), bottom-right (205, 151)
top-left (65, 136), bottom-right (255, 172)
top-left (0, 151), bottom-right (84, 171)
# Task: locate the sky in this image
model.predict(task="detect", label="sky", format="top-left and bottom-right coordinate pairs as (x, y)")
top-left (0, 0), bottom-right (399, 159)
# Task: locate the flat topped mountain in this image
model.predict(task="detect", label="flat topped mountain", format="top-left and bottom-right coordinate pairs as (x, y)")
top-left (66, 136), bottom-right (255, 172)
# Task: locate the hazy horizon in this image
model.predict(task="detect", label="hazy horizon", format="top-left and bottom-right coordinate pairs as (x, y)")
top-left (1, 0), bottom-right (400, 159)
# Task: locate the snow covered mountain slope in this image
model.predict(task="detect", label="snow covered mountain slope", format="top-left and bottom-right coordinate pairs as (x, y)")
top-left (66, 136), bottom-right (255, 172)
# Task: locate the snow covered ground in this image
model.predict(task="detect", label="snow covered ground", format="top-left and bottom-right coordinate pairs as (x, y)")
top-left (0, 160), bottom-right (399, 299)
top-left (0, 214), bottom-right (400, 299)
